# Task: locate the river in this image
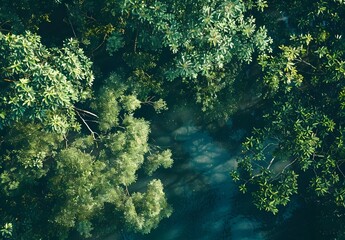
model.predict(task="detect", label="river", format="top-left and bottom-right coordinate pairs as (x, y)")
top-left (102, 104), bottom-right (320, 240)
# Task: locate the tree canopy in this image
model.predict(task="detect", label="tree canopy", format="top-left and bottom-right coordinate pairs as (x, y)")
top-left (231, 1), bottom-right (345, 236)
top-left (1, 0), bottom-right (345, 239)
top-left (0, 32), bottom-right (172, 239)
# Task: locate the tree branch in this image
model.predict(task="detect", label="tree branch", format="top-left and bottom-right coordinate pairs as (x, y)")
top-left (73, 106), bottom-right (99, 118)
top-left (75, 110), bottom-right (98, 139)
top-left (3, 78), bottom-right (16, 82)
top-left (91, 34), bottom-right (107, 55)
top-left (262, 142), bottom-right (278, 152)
top-left (295, 58), bottom-right (317, 69)
top-left (84, 12), bottom-right (97, 22)
top-left (244, 172), bottom-right (264, 185)
top-left (267, 157), bottom-right (275, 169)
top-left (67, 18), bottom-right (77, 38)
top-left (336, 162), bottom-right (345, 179)
top-left (125, 186), bottom-right (131, 197)
top-left (281, 157), bottom-right (298, 173)
top-left (84, 119), bottom-right (100, 124)
top-left (270, 157), bottom-right (299, 181)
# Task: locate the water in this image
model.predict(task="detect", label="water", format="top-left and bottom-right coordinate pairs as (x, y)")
top-left (102, 105), bottom-right (300, 240)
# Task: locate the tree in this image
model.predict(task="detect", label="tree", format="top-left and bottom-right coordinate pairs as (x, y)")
top-left (8, 0), bottom-right (345, 238)
top-left (0, 32), bottom-right (173, 239)
top-left (61, 0), bottom-right (272, 120)
top-left (0, 31), bottom-right (94, 135)
top-left (0, 0), bottom-right (60, 33)
top-left (232, 0), bottom-right (345, 228)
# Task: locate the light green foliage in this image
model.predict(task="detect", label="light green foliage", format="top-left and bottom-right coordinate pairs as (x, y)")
top-left (110, 115), bottom-right (150, 186)
top-left (0, 223), bottom-right (13, 238)
top-left (92, 73), bottom-right (168, 131)
top-left (145, 150), bottom-right (173, 176)
top-left (152, 98), bottom-right (168, 113)
top-left (91, 75), bottom-right (173, 236)
top-left (0, 124), bottom-right (62, 239)
top-left (49, 148), bottom-right (105, 229)
top-left (5, 0), bottom-right (345, 238)
top-left (121, 180), bottom-right (172, 234)
top-left (91, 74), bottom-right (124, 131)
top-left (0, 83), bottom-right (173, 239)
top-left (0, 31), bottom-right (172, 239)
top-left (89, 74), bottom-right (173, 235)
top-left (121, 95), bottom-right (142, 112)
top-left (0, 124), bottom-right (62, 194)
top-left (0, 31), bottom-right (94, 134)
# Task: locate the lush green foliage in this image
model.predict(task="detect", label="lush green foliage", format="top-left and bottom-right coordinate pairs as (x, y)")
top-left (2, 0), bottom-right (345, 239)
top-left (0, 32), bottom-right (172, 239)
top-left (63, 0), bottom-right (272, 119)
top-left (232, 0), bottom-right (345, 220)
top-left (0, 31), bottom-right (94, 134)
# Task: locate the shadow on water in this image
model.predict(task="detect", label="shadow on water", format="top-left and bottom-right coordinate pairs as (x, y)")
top-left (115, 104), bottom-right (268, 240)
top-left (102, 104), bottom-right (326, 240)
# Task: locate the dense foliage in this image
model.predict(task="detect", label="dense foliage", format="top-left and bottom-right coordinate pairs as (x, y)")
top-left (0, 31), bottom-right (93, 134)
top-left (63, 0), bottom-right (272, 119)
top-left (0, 32), bottom-right (172, 239)
top-left (231, 0), bottom-right (345, 236)
top-left (1, 0), bottom-right (345, 239)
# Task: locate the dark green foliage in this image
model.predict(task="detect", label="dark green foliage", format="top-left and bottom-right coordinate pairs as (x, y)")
top-left (0, 0), bottom-right (60, 33)
top-left (233, 0), bottom-right (345, 218)
top-left (106, 31), bottom-right (124, 56)
top-left (61, 0), bottom-right (272, 119)
top-left (3, 0), bottom-right (345, 238)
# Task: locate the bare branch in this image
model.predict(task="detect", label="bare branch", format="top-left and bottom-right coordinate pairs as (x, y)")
top-left (0, 20), bottom-right (10, 27)
top-left (84, 12), bottom-right (97, 22)
top-left (270, 157), bottom-right (299, 182)
top-left (73, 106), bottom-right (99, 118)
top-left (3, 78), bottom-right (16, 82)
top-left (295, 58), bottom-right (317, 69)
top-left (244, 172), bottom-right (264, 185)
top-left (281, 157), bottom-right (298, 173)
top-left (262, 142), bottom-right (278, 152)
top-left (337, 163), bottom-right (345, 178)
top-left (125, 186), bottom-right (131, 197)
top-left (267, 157), bottom-right (275, 169)
top-left (84, 119), bottom-right (100, 124)
top-left (63, 135), bottom-right (68, 149)
top-left (67, 18), bottom-right (77, 38)
top-left (91, 34), bottom-right (107, 55)
top-left (75, 110), bottom-right (98, 139)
